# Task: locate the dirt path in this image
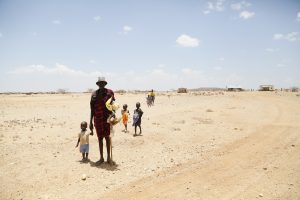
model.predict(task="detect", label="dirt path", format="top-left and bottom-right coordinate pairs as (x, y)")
top-left (1, 92), bottom-right (299, 200)
top-left (103, 94), bottom-right (300, 200)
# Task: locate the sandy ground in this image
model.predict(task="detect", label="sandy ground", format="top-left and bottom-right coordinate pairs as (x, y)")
top-left (0, 91), bottom-right (300, 200)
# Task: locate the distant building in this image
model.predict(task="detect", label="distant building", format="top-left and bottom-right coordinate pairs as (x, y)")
top-left (177, 88), bottom-right (188, 93)
top-left (290, 87), bottom-right (299, 92)
top-left (227, 86), bottom-right (243, 92)
top-left (259, 85), bottom-right (274, 91)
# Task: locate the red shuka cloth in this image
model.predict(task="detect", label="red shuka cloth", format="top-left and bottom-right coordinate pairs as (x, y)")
top-left (91, 88), bottom-right (114, 138)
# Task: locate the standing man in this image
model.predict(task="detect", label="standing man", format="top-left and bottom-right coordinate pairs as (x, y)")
top-left (90, 77), bottom-right (115, 164)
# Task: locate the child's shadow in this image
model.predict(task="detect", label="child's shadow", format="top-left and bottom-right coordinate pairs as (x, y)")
top-left (133, 134), bottom-right (143, 137)
top-left (77, 159), bottom-right (90, 164)
top-left (89, 160), bottom-right (120, 171)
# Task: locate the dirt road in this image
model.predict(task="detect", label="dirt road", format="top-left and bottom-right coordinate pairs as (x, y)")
top-left (0, 92), bottom-right (299, 200)
top-left (103, 93), bottom-right (300, 200)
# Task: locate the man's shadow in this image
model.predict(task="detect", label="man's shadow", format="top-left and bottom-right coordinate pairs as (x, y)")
top-left (89, 160), bottom-right (120, 171)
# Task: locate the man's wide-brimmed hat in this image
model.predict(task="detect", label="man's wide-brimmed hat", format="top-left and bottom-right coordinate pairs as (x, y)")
top-left (96, 77), bottom-right (107, 85)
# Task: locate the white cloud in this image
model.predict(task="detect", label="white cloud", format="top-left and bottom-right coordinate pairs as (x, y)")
top-left (284, 77), bottom-right (300, 86)
top-left (276, 63), bottom-right (286, 68)
top-left (176, 34), bottom-right (200, 47)
top-left (152, 68), bottom-right (165, 75)
top-left (225, 73), bottom-right (243, 86)
top-left (214, 66), bottom-right (223, 70)
top-left (125, 70), bottom-right (135, 76)
top-left (231, 1), bottom-right (251, 11)
top-left (218, 57), bottom-right (225, 61)
top-left (181, 68), bottom-right (192, 75)
top-left (297, 12), bottom-right (300, 21)
top-left (273, 32), bottom-right (300, 42)
top-left (0, 32), bottom-right (2, 37)
top-left (178, 68), bottom-right (223, 88)
top-left (94, 16), bottom-right (101, 21)
top-left (5, 64), bottom-right (119, 92)
top-left (231, 3), bottom-right (241, 10)
top-left (239, 11), bottom-right (255, 19)
top-left (52, 20), bottom-right (61, 25)
top-left (265, 48), bottom-right (279, 52)
top-left (276, 59), bottom-right (290, 68)
top-left (127, 68), bottom-right (179, 90)
top-left (203, 10), bottom-right (211, 15)
top-left (158, 64), bottom-right (165, 68)
top-left (145, 67), bottom-right (208, 89)
top-left (273, 34), bottom-right (284, 40)
top-left (89, 59), bottom-right (96, 64)
top-left (122, 25), bottom-right (132, 34)
top-left (181, 68), bottom-right (202, 75)
top-left (206, 0), bottom-right (225, 12)
top-left (4, 64), bottom-right (247, 91)
top-left (7, 64), bottom-right (110, 77)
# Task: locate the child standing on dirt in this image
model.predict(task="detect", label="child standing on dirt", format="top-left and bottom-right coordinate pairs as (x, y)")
top-left (133, 102), bottom-right (143, 136)
top-left (107, 109), bottom-right (121, 136)
top-left (75, 121), bottom-right (91, 162)
top-left (121, 104), bottom-right (130, 132)
top-left (106, 98), bottom-right (121, 165)
top-left (106, 97), bottom-right (121, 136)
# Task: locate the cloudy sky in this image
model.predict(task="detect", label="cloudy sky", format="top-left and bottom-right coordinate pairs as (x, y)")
top-left (0, 0), bottom-right (299, 92)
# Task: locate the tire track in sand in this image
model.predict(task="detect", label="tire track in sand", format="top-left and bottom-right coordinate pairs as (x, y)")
top-left (102, 95), bottom-right (300, 200)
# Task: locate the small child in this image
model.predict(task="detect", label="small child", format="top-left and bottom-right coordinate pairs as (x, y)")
top-left (107, 110), bottom-right (121, 136)
top-left (106, 98), bottom-right (121, 165)
top-left (132, 102), bottom-right (143, 136)
top-left (146, 95), bottom-right (152, 107)
top-left (121, 104), bottom-right (130, 132)
top-left (106, 97), bottom-right (121, 136)
top-left (75, 121), bottom-right (91, 162)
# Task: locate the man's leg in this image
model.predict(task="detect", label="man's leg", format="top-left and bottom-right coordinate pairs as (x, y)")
top-left (98, 137), bottom-right (104, 162)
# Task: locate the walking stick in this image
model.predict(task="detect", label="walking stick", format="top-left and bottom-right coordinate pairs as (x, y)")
top-left (110, 136), bottom-right (113, 162)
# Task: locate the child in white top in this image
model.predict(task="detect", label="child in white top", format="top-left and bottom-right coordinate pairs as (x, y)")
top-left (75, 121), bottom-right (91, 161)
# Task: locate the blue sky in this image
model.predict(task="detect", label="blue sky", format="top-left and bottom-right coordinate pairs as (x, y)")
top-left (0, 0), bottom-right (299, 92)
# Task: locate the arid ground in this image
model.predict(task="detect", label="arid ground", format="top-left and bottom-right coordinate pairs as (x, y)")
top-left (0, 91), bottom-right (299, 200)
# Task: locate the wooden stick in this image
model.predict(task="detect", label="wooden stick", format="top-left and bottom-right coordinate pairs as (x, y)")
top-left (110, 136), bottom-right (113, 162)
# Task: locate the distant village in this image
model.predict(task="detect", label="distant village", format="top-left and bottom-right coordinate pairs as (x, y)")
top-left (0, 85), bottom-right (299, 95)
